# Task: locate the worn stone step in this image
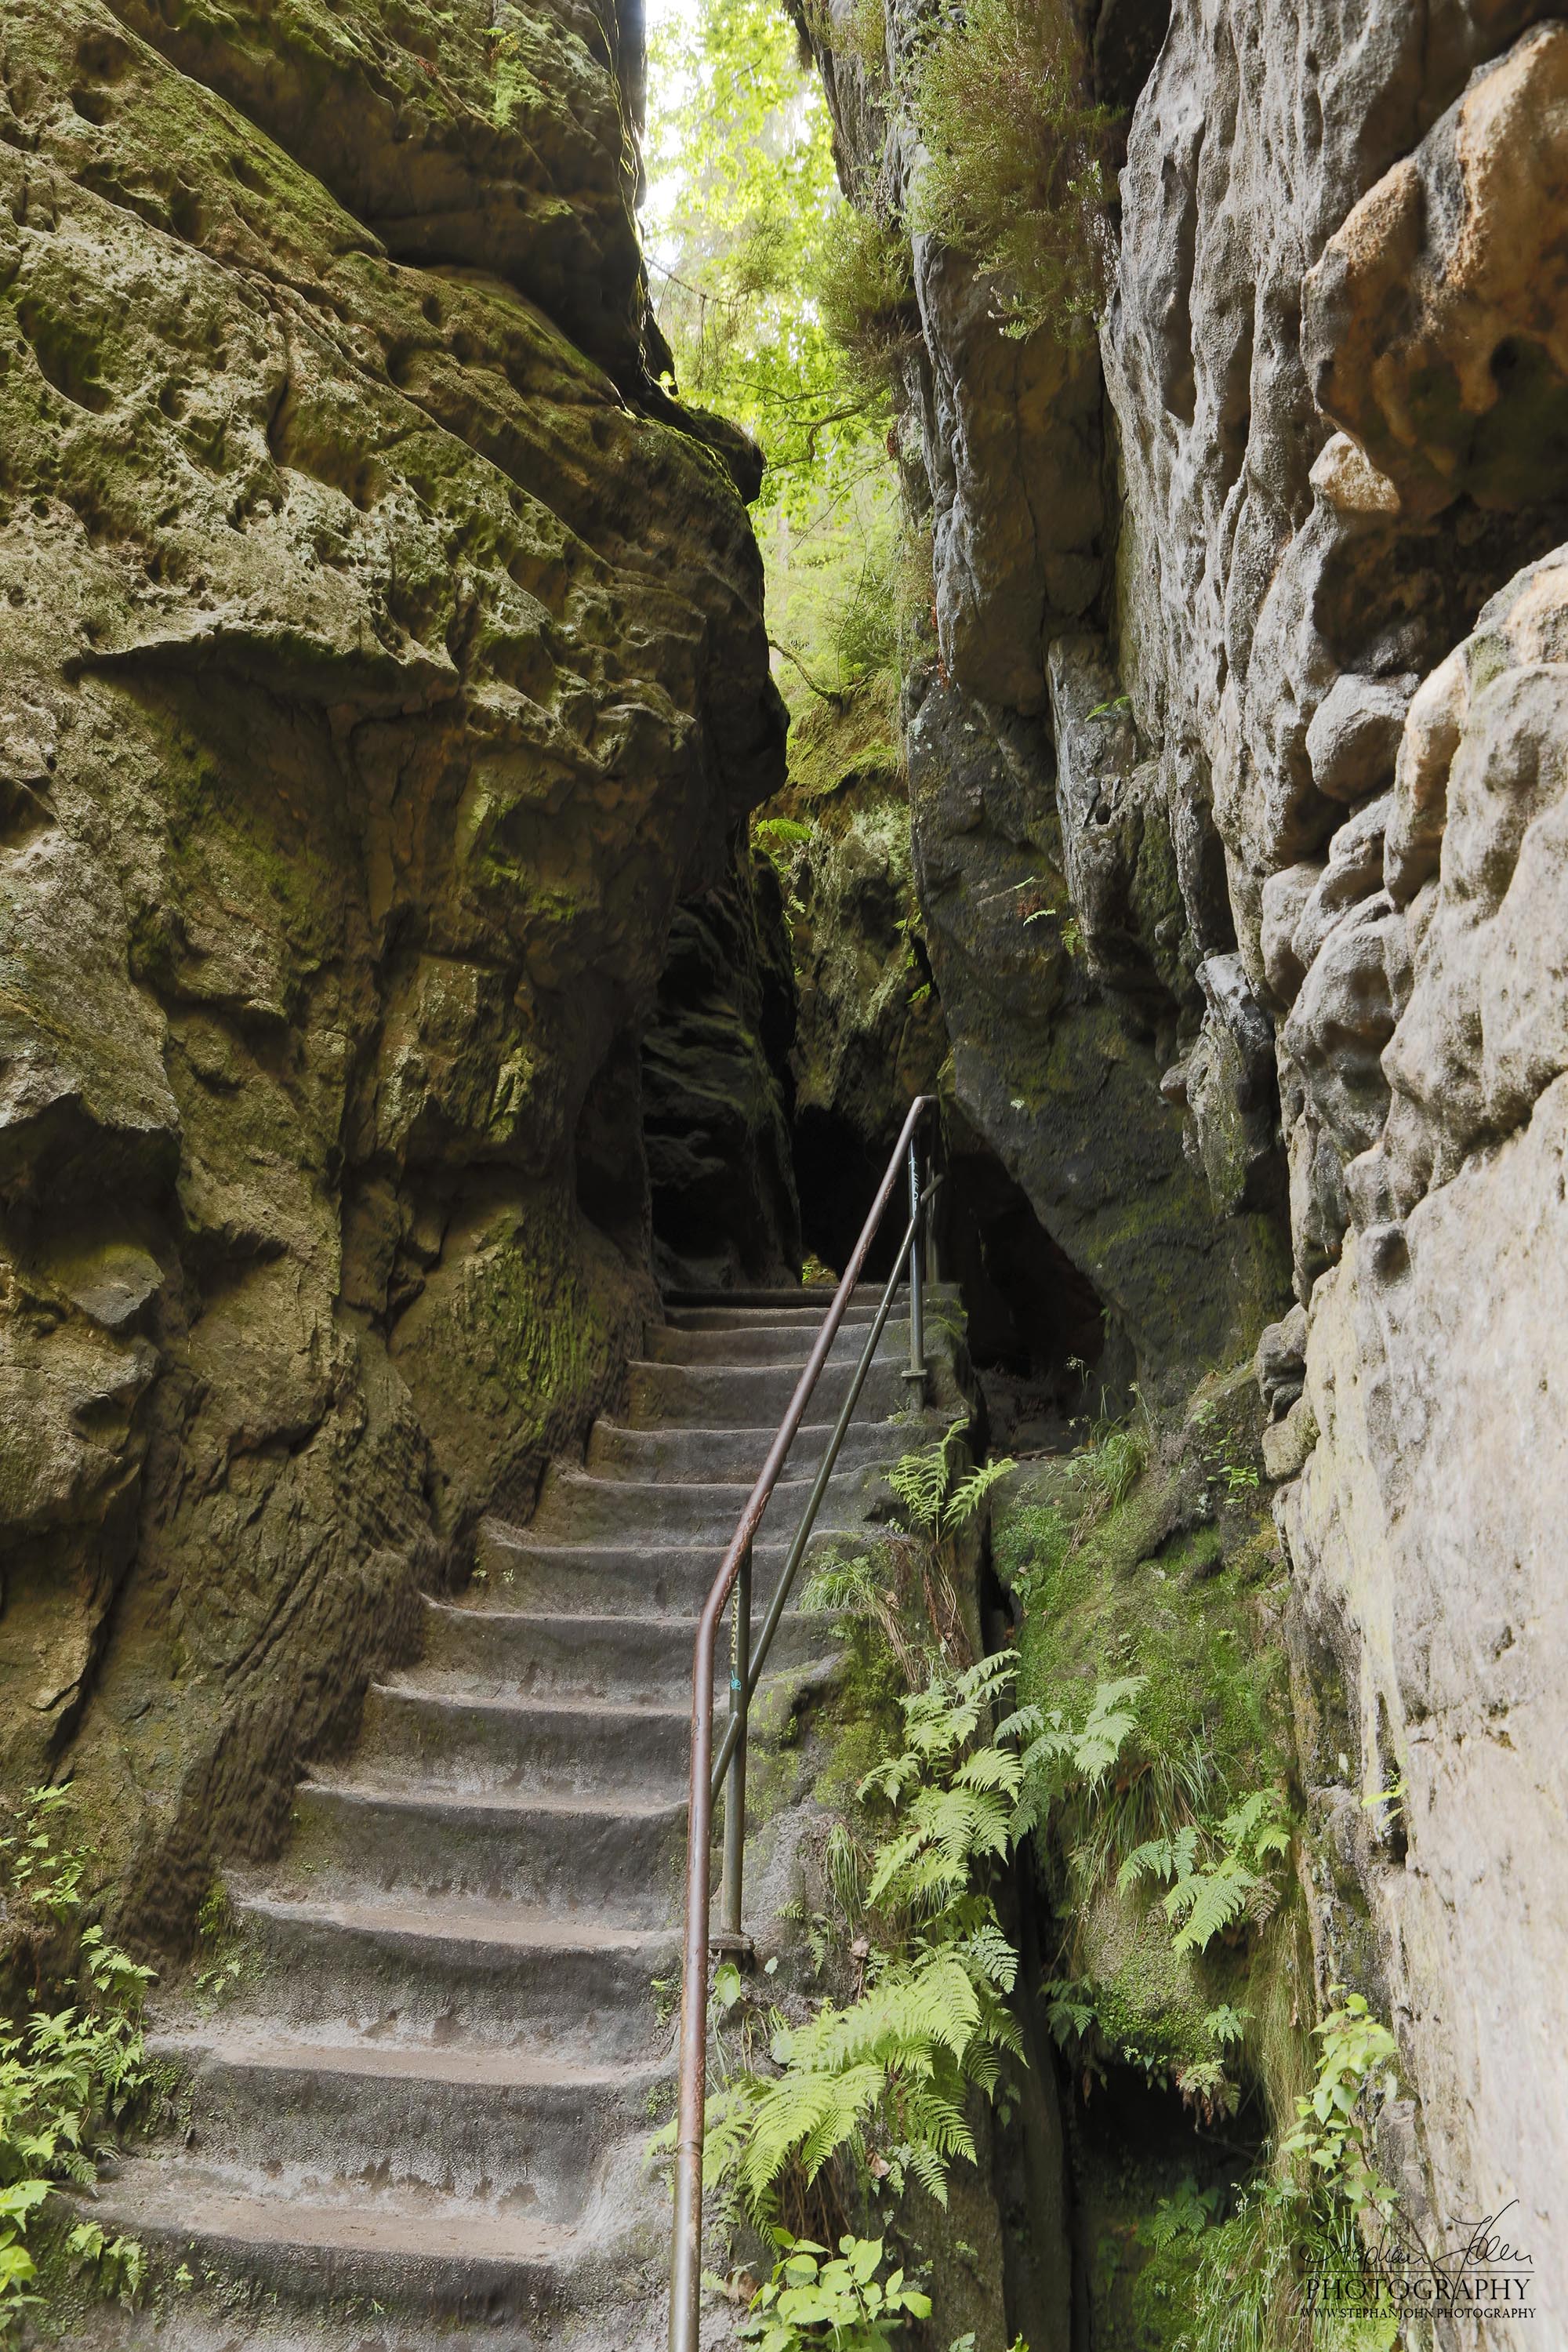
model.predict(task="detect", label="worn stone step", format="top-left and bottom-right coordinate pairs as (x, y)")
top-left (358, 1683), bottom-right (689, 1796)
top-left (419, 1599), bottom-right (842, 1703)
top-left (472, 1529), bottom-right (855, 1616)
top-left (662, 1284), bottom-right (846, 1309)
top-left (626, 1352), bottom-right (918, 1428)
top-left (525, 1461), bottom-right (889, 1545)
top-left (80, 2163), bottom-right (606, 2325)
top-left (643, 1316), bottom-right (913, 1367)
top-left (661, 1299), bottom-right (887, 1332)
top-left (154, 2031), bottom-right (666, 2222)
top-left (661, 1283), bottom-right (959, 1319)
top-left (80, 1279), bottom-right (966, 2352)
top-left (288, 1780), bottom-right (685, 1922)
top-left (227, 1892), bottom-right (675, 2058)
top-left (584, 1414), bottom-right (907, 1483)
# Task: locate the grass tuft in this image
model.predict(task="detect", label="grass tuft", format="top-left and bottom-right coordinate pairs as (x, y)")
top-left (910, 0), bottom-right (1116, 343)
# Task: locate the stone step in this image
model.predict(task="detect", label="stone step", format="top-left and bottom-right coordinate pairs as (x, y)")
top-left (662, 1284), bottom-right (846, 1309)
top-left (419, 1599), bottom-right (842, 1703)
top-left (288, 1780), bottom-right (685, 1922)
top-left (661, 1299), bottom-right (887, 1332)
top-left (85, 1277), bottom-right (966, 2350)
top-left (643, 1316), bottom-right (913, 1367)
top-left (661, 1283), bottom-right (958, 1317)
top-left (626, 1352), bottom-right (917, 1428)
top-left (584, 1413), bottom-right (906, 1483)
top-left (524, 1461), bottom-right (889, 1545)
top-left (154, 2031), bottom-right (666, 2222)
top-left (81, 2163), bottom-right (601, 2324)
top-left (472, 1529), bottom-right (854, 1616)
top-left (227, 1892), bottom-right (675, 2058)
top-left (358, 1682), bottom-right (690, 1797)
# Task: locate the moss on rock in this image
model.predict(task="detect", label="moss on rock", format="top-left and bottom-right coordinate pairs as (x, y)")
top-left (0, 0), bottom-right (783, 1948)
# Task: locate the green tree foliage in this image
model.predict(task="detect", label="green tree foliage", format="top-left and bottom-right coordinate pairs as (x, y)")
top-left (644, 0), bottom-right (906, 709)
top-left (646, 0), bottom-right (891, 510)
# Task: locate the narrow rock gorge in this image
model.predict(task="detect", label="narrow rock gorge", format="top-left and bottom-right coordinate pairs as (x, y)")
top-left (2, 0), bottom-right (1566, 2345)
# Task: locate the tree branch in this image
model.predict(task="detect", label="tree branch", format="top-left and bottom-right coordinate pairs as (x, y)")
top-left (768, 636), bottom-right (848, 709)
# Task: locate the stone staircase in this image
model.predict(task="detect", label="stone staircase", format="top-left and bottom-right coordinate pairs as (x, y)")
top-left (85, 1288), bottom-right (948, 2352)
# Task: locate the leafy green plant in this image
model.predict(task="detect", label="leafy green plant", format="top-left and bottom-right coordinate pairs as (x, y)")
top-left (888, 1418), bottom-right (1014, 1540)
top-left (1279, 1990), bottom-right (1399, 2220)
top-left (909, 0), bottom-right (1116, 343)
top-left (742, 2231), bottom-right (931, 2350)
top-left (755, 815), bottom-right (816, 877)
top-left (1140, 2176), bottom-right (1224, 2252)
top-left (815, 209), bottom-right (918, 401)
top-left (805, 1425), bottom-right (1014, 1684)
top-left (191, 1884), bottom-right (255, 2012)
top-left (680, 1651), bottom-right (1082, 2242)
top-left (1189, 1398), bottom-right (1263, 1500)
top-left (1118, 1788), bottom-right (1292, 1955)
top-left (1170, 2172), bottom-right (1399, 2352)
top-left (0, 1788), bottom-right (156, 2332)
top-left (1105, 1993), bottom-right (1403, 2352)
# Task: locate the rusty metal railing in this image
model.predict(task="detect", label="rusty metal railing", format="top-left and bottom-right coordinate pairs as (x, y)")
top-left (668, 1094), bottom-right (941, 2352)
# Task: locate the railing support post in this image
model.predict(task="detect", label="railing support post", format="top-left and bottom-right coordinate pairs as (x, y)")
top-left (904, 1138), bottom-right (927, 1402)
top-left (721, 1539), bottom-right (751, 1940)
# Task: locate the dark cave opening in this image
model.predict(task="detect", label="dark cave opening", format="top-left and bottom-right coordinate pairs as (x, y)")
top-left (936, 1134), bottom-right (1116, 1450)
top-left (791, 1094), bottom-right (1120, 1450)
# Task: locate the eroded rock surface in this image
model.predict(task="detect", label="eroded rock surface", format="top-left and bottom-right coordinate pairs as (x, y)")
top-left (0, 0), bottom-right (782, 1941)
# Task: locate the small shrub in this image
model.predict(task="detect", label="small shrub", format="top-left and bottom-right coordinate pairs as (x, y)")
top-left (909, 0), bottom-right (1116, 343)
top-left (816, 208), bottom-right (919, 398)
top-left (1279, 1990), bottom-right (1399, 2220)
top-left (741, 2230), bottom-right (931, 2350)
top-left (826, 0), bottom-right (888, 74)
top-left (0, 1789), bottom-right (157, 2332)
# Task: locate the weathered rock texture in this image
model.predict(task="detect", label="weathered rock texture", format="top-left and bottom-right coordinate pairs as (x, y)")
top-left (641, 832), bottom-right (801, 1291)
top-left (803, 0), bottom-right (1568, 2310)
top-left (761, 688), bottom-right (946, 1269)
top-left (0, 0), bottom-right (782, 1945)
top-left (760, 691), bottom-right (1103, 1413)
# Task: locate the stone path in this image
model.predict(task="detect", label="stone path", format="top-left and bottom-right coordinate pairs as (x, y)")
top-left (89, 1290), bottom-right (931, 2350)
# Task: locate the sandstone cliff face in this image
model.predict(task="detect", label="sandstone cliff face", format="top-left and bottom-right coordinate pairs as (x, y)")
top-left (804, 0), bottom-right (1568, 2305)
top-left (642, 831), bottom-right (802, 1290)
top-left (0, 0), bottom-right (782, 1941)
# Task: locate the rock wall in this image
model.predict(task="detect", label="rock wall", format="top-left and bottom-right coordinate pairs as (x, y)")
top-left (641, 830), bottom-right (801, 1290)
top-left (801, 0), bottom-right (1568, 2306)
top-left (0, 0), bottom-right (782, 1944)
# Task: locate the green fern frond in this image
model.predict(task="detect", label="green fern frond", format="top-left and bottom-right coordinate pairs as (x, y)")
top-left (1164, 1860), bottom-right (1254, 1954)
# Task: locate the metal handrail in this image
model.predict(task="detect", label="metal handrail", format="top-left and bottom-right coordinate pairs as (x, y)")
top-left (668, 1094), bottom-right (941, 2352)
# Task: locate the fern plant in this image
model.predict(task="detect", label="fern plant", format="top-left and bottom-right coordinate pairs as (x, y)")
top-left (0, 1788), bottom-right (156, 2330)
top-left (688, 1654), bottom-right (1040, 2234)
top-left (888, 1417), bottom-right (1014, 1538)
top-left (1118, 1788), bottom-right (1291, 1955)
